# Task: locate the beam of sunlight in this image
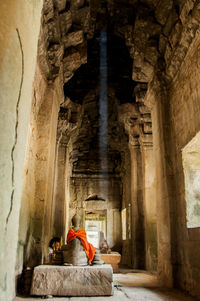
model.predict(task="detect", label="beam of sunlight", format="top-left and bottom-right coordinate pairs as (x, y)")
top-left (99, 29), bottom-right (108, 199)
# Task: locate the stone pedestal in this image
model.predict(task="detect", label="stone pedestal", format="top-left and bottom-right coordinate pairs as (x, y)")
top-left (100, 252), bottom-right (121, 272)
top-left (31, 264), bottom-right (113, 296)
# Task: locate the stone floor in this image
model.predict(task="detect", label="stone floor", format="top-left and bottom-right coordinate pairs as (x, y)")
top-left (14, 269), bottom-right (197, 301)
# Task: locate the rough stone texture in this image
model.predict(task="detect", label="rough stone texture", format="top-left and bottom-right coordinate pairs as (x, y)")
top-left (144, 14), bottom-right (200, 298)
top-left (14, 289), bottom-right (197, 301)
top-left (17, 63), bottom-right (61, 269)
top-left (2, 1), bottom-right (200, 301)
top-left (37, 0), bottom-right (89, 81)
top-left (165, 28), bottom-right (200, 298)
top-left (118, 102), bottom-right (157, 271)
top-left (16, 270), bottom-right (196, 300)
top-left (63, 30), bottom-right (84, 48)
top-left (0, 1), bottom-right (43, 301)
top-left (101, 253), bottom-right (121, 272)
top-left (31, 265), bottom-right (113, 296)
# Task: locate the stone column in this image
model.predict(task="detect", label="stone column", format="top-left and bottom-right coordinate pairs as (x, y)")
top-left (65, 145), bottom-right (72, 238)
top-left (129, 139), bottom-right (145, 269)
top-left (145, 82), bottom-right (173, 287)
top-left (18, 66), bottom-right (61, 267)
top-left (32, 81), bottom-right (60, 264)
top-left (52, 142), bottom-right (67, 238)
top-left (140, 135), bottom-right (157, 271)
top-left (106, 209), bottom-right (114, 248)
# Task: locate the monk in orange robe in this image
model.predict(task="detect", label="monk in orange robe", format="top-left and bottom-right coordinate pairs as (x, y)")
top-left (67, 227), bottom-right (96, 264)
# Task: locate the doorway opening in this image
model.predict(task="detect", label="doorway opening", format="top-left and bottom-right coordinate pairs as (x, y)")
top-left (85, 210), bottom-right (107, 248)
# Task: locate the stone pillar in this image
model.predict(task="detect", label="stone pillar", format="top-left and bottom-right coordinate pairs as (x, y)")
top-left (129, 140), bottom-right (145, 269)
top-left (145, 83), bottom-right (173, 287)
top-left (106, 209), bottom-right (114, 248)
top-left (64, 146), bottom-right (72, 239)
top-left (42, 85), bottom-right (60, 261)
top-left (140, 135), bottom-right (157, 271)
top-left (52, 142), bottom-right (67, 239)
top-left (120, 148), bottom-right (132, 266)
top-left (113, 209), bottom-right (122, 251)
top-left (18, 65), bottom-right (61, 267)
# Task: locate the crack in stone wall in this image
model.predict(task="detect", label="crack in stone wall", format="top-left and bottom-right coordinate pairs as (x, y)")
top-left (5, 28), bottom-right (24, 228)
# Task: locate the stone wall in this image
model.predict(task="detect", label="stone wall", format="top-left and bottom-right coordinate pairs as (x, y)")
top-left (0, 1), bottom-right (43, 300)
top-left (168, 29), bottom-right (200, 297)
top-left (145, 24), bottom-right (200, 297)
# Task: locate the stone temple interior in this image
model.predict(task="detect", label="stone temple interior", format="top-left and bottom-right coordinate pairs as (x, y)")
top-left (1, 0), bottom-right (200, 300)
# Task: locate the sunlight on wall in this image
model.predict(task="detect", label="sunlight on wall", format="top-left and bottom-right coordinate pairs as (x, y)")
top-left (182, 131), bottom-right (200, 228)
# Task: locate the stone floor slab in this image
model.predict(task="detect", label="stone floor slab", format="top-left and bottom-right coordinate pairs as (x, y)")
top-left (15, 270), bottom-right (197, 301)
top-left (15, 286), bottom-right (197, 301)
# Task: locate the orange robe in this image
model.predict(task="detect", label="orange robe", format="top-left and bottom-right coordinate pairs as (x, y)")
top-left (67, 228), bottom-right (96, 263)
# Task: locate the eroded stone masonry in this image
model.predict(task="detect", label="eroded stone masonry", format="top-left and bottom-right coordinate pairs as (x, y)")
top-left (1, 0), bottom-right (200, 300)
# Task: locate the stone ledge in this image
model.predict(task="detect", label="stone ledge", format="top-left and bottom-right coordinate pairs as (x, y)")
top-left (31, 264), bottom-right (113, 296)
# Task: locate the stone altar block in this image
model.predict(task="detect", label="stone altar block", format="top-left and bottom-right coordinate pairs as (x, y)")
top-left (100, 252), bottom-right (121, 272)
top-left (31, 264), bottom-right (113, 296)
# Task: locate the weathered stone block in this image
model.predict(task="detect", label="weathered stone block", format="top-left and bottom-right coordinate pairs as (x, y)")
top-left (63, 30), bottom-right (84, 48)
top-left (60, 11), bottom-right (72, 37)
top-left (132, 56), bottom-right (154, 82)
top-left (168, 21), bottom-right (182, 49)
top-left (46, 20), bottom-right (61, 43)
top-left (70, 0), bottom-right (85, 10)
top-left (163, 8), bottom-right (179, 38)
top-left (54, 0), bottom-right (67, 12)
top-left (159, 34), bottom-right (168, 54)
top-left (71, 7), bottom-right (90, 32)
top-left (101, 253), bottom-right (121, 273)
top-left (31, 264), bottom-right (113, 296)
top-left (43, 0), bottom-right (54, 23)
top-left (155, 0), bottom-right (173, 25)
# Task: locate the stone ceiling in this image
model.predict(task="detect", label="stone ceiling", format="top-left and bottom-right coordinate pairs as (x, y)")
top-left (39, 0), bottom-right (200, 86)
top-left (64, 32), bottom-right (135, 105)
top-left (38, 0), bottom-right (200, 174)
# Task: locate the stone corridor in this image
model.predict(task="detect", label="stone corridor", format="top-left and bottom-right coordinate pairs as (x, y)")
top-left (15, 270), bottom-right (196, 301)
top-left (1, 1), bottom-right (200, 301)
